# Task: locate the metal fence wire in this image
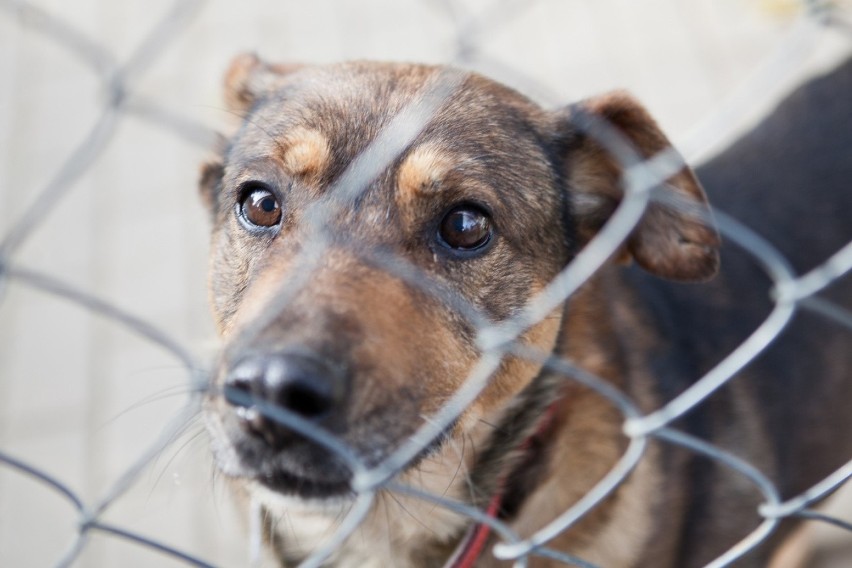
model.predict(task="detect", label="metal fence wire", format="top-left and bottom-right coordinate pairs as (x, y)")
top-left (1, 0), bottom-right (852, 567)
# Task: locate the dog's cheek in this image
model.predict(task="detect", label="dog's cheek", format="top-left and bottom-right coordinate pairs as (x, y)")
top-left (208, 229), bottom-right (264, 336)
top-left (466, 300), bottom-right (564, 431)
top-left (479, 254), bottom-right (537, 320)
top-left (418, 256), bottom-right (566, 434)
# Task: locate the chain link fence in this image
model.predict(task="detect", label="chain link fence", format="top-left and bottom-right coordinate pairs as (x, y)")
top-left (1, 0), bottom-right (851, 566)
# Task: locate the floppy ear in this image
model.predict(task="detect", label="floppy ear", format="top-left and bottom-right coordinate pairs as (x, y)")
top-left (223, 52), bottom-right (305, 113)
top-left (560, 91), bottom-right (720, 282)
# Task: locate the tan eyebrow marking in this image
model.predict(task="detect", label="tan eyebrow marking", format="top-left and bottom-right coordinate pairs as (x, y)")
top-left (281, 127), bottom-right (330, 180)
top-left (396, 144), bottom-right (456, 210)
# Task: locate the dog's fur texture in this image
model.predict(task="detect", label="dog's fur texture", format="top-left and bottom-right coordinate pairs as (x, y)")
top-left (201, 54), bottom-right (852, 567)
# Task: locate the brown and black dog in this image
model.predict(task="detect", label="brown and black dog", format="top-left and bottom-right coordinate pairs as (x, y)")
top-left (200, 53), bottom-right (852, 567)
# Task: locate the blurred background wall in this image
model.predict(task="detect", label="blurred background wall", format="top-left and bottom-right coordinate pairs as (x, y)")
top-left (1, 0), bottom-right (850, 566)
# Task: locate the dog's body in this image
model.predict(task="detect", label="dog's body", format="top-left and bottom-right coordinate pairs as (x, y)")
top-left (201, 54), bottom-right (852, 567)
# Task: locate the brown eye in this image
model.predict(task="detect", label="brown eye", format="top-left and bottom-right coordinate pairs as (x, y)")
top-left (438, 205), bottom-right (493, 251)
top-left (239, 186), bottom-right (282, 228)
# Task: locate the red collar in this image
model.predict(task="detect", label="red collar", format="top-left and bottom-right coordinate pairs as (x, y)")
top-left (444, 402), bottom-right (559, 568)
top-left (444, 489), bottom-right (505, 568)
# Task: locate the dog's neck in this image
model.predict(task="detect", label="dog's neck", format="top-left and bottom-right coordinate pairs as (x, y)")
top-left (439, 395), bottom-right (565, 568)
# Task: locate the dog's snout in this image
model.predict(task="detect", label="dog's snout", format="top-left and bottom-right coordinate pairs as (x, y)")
top-left (224, 354), bottom-right (343, 448)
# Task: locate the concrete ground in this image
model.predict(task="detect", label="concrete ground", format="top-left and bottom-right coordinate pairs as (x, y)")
top-left (1, 0), bottom-right (850, 566)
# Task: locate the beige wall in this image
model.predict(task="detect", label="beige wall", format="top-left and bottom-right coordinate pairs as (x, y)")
top-left (1, 1), bottom-right (850, 566)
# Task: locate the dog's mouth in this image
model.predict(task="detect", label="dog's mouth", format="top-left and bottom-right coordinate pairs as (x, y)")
top-left (255, 465), bottom-right (353, 499)
top-left (209, 397), bottom-right (459, 501)
top-left (222, 445), bottom-right (356, 500)
top-left (217, 424), bottom-right (357, 500)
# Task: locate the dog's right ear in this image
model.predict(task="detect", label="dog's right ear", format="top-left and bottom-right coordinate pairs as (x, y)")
top-left (223, 52), bottom-right (304, 113)
top-left (199, 159), bottom-right (224, 215)
top-left (557, 92), bottom-right (720, 282)
top-left (197, 131), bottom-right (229, 216)
top-left (199, 54), bottom-right (304, 215)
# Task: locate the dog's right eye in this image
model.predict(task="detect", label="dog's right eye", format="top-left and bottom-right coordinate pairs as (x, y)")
top-left (438, 205), bottom-right (493, 252)
top-left (238, 186), bottom-right (282, 229)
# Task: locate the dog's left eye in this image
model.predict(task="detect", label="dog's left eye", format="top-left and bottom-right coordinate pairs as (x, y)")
top-left (438, 205), bottom-right (493, 252)
top-left (239, 186), bottom-right (282, 228)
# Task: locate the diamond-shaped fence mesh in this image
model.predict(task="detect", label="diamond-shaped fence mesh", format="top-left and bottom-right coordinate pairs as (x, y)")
top-left (1, 1), bottom-right (851, 567)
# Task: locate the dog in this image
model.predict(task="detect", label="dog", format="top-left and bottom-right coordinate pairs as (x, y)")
top-left (200, 53), bottom-right (852, 567)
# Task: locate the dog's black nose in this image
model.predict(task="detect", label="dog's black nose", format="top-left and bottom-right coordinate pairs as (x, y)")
top-left (224, 354), bottom-right (343, 448)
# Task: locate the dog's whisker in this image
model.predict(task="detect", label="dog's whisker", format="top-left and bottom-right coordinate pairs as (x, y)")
top-left (441, 432), bottom-right (470, 503)
top-left (147, 420), bottom-right (208, 496)
top-left (105, 384), bottom-right (205, 425)
top-left (381, 489), bottom-right (439, 537)
top-left (476, 418), bottom-right (510, 436)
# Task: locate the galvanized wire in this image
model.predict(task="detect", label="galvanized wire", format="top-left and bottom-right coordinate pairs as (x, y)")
top-left (1, 1), bottom-right (851, 567)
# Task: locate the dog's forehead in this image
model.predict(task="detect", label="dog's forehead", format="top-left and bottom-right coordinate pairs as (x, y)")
top-left (230, 62), bottom-right (547, 169)
top-left (234, 63), bottom-right (432, 155)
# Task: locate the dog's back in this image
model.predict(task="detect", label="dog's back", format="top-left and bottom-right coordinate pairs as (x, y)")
top-left (627, 57), bottom-right (852, 566)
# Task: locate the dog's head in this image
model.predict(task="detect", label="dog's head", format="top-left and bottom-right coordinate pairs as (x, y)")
top-left (200, 54), bottom-right (718, 503)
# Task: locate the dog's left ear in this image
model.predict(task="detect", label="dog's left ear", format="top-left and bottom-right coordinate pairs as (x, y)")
top-left (558, 91), bottom-right (720, 282)
top-left (223, 52), bottom-right (304, 113)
